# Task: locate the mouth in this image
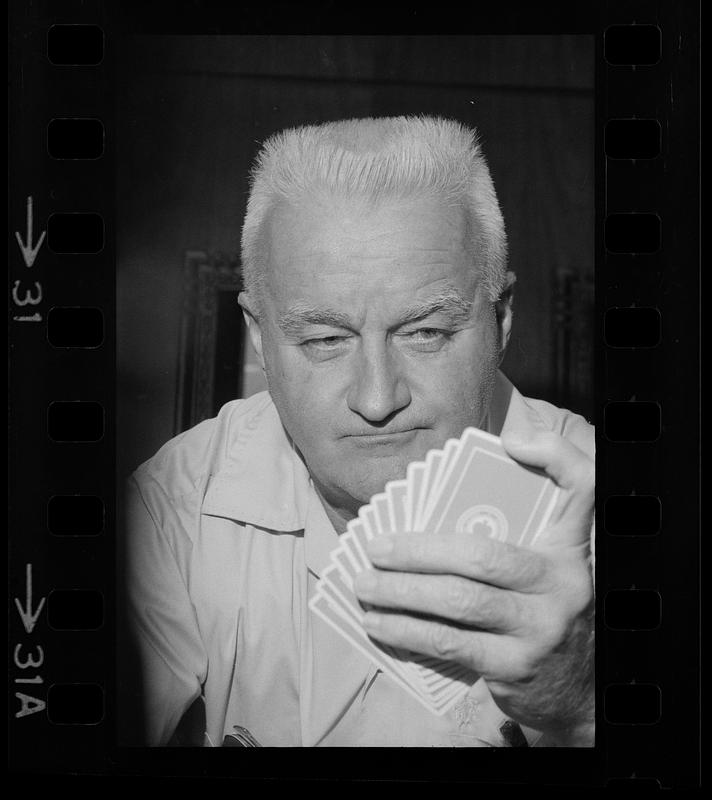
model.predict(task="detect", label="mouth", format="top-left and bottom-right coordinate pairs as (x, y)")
top-left (345, 429), bottom-right (421, 445)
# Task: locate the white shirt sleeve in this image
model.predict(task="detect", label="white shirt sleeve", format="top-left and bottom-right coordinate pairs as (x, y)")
top-left (121, 473), bottom-right (209, 746)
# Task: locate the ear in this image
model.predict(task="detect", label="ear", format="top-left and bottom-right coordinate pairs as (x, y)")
top-left (495, 271), bottom-right (516, 362)
top-left (238, 292), bottom-right (265, 370)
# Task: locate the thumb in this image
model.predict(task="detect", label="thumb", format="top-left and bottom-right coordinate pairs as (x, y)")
top-left (501, 428), bottom-right (594, 550)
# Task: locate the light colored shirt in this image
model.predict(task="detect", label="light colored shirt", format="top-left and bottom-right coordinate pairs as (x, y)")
top-left (123, 371), bottom-right (594, 747)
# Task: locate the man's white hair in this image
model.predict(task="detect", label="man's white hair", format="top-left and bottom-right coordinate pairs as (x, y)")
top-left (240, 115), bottom-right (508, 306)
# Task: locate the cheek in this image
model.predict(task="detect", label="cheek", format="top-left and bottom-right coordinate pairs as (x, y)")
top-left (426, 327), bottom-right (499, 416)
top-left (263, 347), bottom-right (339, 429)
top-left (263, 346), bottom-right (304, 399)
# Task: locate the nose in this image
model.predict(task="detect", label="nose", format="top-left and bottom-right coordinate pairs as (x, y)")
top-left (346, 340), bottom-right (411, 423)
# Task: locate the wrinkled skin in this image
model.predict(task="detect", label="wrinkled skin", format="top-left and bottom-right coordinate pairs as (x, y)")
top-left (240, 195), bottom-right (511, 521)
top-left (240, 194), bottom-right (595, 745)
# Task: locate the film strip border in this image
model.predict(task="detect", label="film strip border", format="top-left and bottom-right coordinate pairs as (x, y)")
top-left (598, 9), bottom-right (699, 790)
top-left (8, 2), bottom-right (699, 787)
top-left (9, 4), bottom-right (114, 773)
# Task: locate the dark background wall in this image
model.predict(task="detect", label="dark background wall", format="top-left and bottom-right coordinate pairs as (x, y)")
top-left (117, 35), bottom-right (594, 481)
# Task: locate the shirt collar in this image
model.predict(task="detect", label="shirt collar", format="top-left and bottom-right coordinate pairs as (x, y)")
top-left (486, 370), bottom-right (550, 437)
top-left (201, 393), bottom-right (338, 576)
top-left (201, 394), bottom-right (312, 532)
top-left (201, 370), bottom-right (528, 575)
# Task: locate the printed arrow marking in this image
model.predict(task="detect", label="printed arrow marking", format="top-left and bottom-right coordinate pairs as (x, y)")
top-left (14, 196), bottom-right (46, 268)
top-left (14, 563), bottom-right (46, 634)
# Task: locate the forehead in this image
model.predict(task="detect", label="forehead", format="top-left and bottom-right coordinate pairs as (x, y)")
top-left (261, 194), bottom-right (477, 311)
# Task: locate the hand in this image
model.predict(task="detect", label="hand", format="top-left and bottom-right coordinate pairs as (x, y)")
top-left (353, 428), bottom-right (595, 746)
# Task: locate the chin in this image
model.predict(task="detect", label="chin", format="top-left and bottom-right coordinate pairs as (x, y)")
top-left (348, 460), bottom-right (410, 505)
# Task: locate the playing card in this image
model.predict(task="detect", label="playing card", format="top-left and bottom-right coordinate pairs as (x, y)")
top-left (309, 591), bottom-right (436, 712)
top-left (340, 527), bottom-right (370, 572)
top-left (413, 656), bottom-right (478, 692)
top-left (314, 585), bottom-right (476, 714)
top-left (431, 679), bottom-right (476, 714)
top-left (319, 562), bottom-right (471, 709)
top-left (360, 505), bottom-right (380, 540)
top-left (316, 565), bottom-right (440, 698)
top-left (417, 673), bottom-right (474, 709)
top-left (331, 545), bottom-right (360, 590)
top-left (404, 461), bottom-right (426, 531)
top-left (414, 658), bottom-right (474, 687)
top-left (419, 430), bottom-right (504, 530)
top-left (385, 478), bottom-right (408, 532)
top-left (318, 564), bottom-right (366, 625)
top-left (422, 427), bottom-right (559, 546)
top-left (413, 448), bottom-right (444, 531)
top-left (370, 492), bottom-right (391, 533)
top-left (412, 659), bottom-right (476, 712)
top-left (347, 518), bottom-right (371, 562)
top-left (424, 438), bottom-right (460, 522)
top-left (313, 425), bottom-right (560, 716)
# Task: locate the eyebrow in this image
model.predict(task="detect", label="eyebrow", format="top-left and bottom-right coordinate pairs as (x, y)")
top-left (277, 305), bottom-right (353, 337)
top-left (277, 287), bottom-right (474, 337)
top-left (399, 288), bottom-right (474, 326)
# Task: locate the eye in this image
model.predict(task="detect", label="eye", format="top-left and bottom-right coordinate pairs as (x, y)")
top-left (401, 328), bottom-right (453, 351)
top-left (305, 336), bottom-right (345, 348)
top-left (410, 328), bottom-right (444, 340)
top-left (408, 328), bottom-right (450, 343)
top-left (301, 335), bottom-right (350, 357)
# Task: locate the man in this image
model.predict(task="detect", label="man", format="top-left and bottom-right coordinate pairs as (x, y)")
top-left (122, 116), bottom-right (594, 747)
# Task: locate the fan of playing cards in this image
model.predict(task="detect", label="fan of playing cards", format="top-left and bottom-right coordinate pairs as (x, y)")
top-left (309, 426), bottom-right (561, 716)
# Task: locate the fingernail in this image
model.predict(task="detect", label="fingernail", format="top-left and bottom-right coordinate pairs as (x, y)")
top-left (354, 570), bottom-right (376, 593)
top-left (367, 536), bottom-right (394, 558)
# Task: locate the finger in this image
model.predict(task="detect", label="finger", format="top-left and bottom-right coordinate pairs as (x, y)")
top-left (500, 428), bottom-right (594, 536)
top-left (353, 569), bottom-right (526, 633)
top-left (365, 531), bottom-right (552, 593)
top-left (362, 610), bottom-right (524, 681)
top-left (500, 428), bottom-right (594, 495)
